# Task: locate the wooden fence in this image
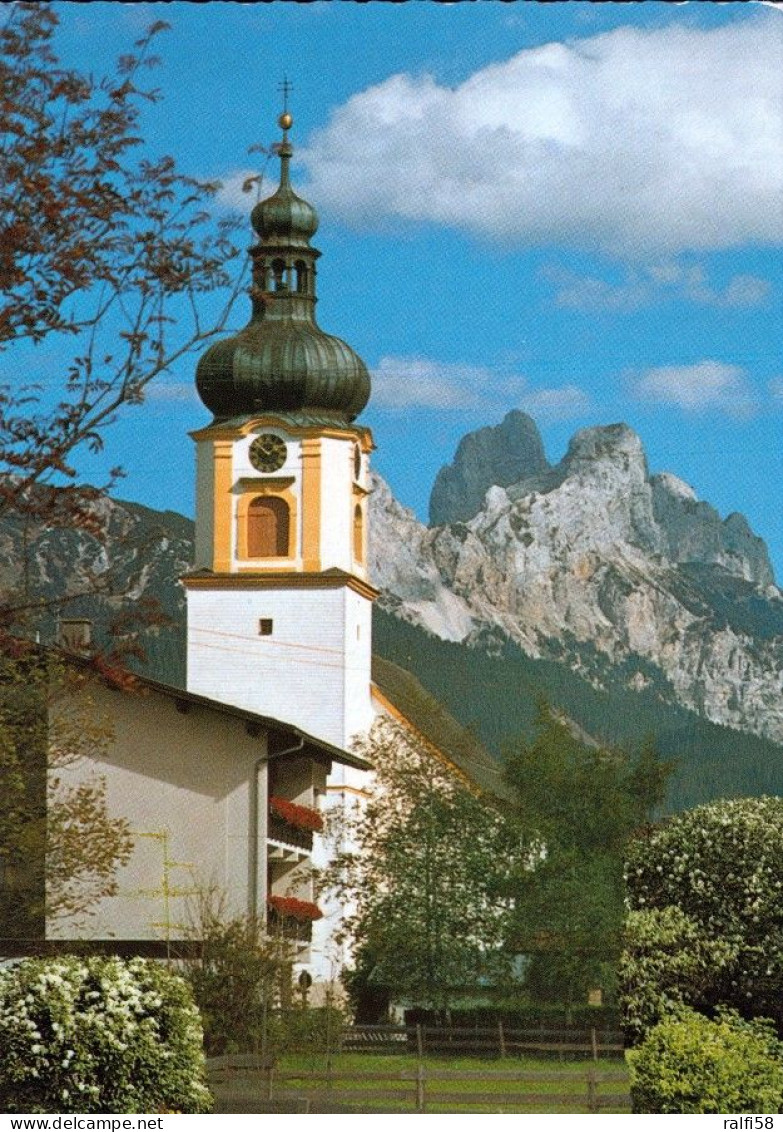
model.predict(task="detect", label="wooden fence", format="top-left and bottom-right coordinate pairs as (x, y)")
top-left (340, 1022), bottom-right (625, 1059)
top-left (208, 1027), bottom-right (630, 1114)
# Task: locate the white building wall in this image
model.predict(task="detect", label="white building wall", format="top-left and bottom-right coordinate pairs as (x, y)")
top-left (48, 682), bottom-right (269, 942)
top-left (319, 436), bottom-right (352, 571)
top-left (344, 587), bottom-right (374, 747)
top-left (187, 586), bottom-right (354, 749)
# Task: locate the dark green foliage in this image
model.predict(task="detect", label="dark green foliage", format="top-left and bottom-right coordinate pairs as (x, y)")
top-left (628, 1008), bottom-right (783, 1114)
top-left (181, 905), bottom-right (292, 1056)
top-left (342, 948), bottom-right (393, 1024)
top-left (270, 1006), bottom-right (348, 1054)
top-left (0, 659), bottom-right (47, 937)
top-left (503, 709), bottom-right (672, 1006)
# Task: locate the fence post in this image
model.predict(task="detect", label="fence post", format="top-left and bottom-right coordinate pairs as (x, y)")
top-left (416, 1022), bottom-right (424, 1058)
top-left (587, 1065), bottom-right (597, 1113)
top-left (591, 1026), bottom-right (598, 1062)
top-left (498, 1019), bottom-right (506, 1059)
top-left (416, 1058), bottom-right (426, 1114)
top-left (266, 1062), bottom-right (274, 1103)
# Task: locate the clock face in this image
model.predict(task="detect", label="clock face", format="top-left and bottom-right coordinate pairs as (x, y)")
top-left (249, 433), bottom-right (287, 473)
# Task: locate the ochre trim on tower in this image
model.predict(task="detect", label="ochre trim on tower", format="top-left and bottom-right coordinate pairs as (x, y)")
top-left (212, 440), bottom-right (233, 572)
top-left (182, 569), bottom-right (379, 602)
top-left (191, 418), bottom-right (374, 451)
top-left (301, 436), bottom-right (321, 572)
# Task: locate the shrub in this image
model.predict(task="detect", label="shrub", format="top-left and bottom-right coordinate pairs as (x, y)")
top-left (625, 797), bottom-right (783, 1027)
top-left (271, 1005), bottom-right (349, 1054)
top-left (628, 1007), bottom-right (783, 1114)
top-left (619, 907), bottom-right (737, 1044)
top-left (0, 956), bottom-right (211, 1113)
top-left (181, 903), bottom-right (294, 1055)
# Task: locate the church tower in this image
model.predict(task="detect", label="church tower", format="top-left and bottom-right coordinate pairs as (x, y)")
top-left (184, 111), bottom-right (376, 751)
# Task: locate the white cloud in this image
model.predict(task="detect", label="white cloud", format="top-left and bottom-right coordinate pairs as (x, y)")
top-left (299, 19), bottom-right (783, 256)
top-left (544, 267), bottom-right (651, 312)
top-left (371, 356), bottom-right (509, 410)
top-left (544, 262), bottom-right (772, 312)
top-left (143, 382), bottom-right (199, 405)
top-left (718, 274), bottom-right (772, 308)
top-left (631, 361), bottom-right (757, 416)
top-left (517, 385), bottom-right (593, 421)
top-left (372, 355), bottom-right (590, 423)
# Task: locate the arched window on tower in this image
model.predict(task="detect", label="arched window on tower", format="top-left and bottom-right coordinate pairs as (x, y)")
top-left (248, 496), bottom-right (290, 558)
top-left (272, 259), bottom-right (287, 292)
top-left (353, 503), bottom-right (364, 564)
top-left (295, 260), bottom-right (308, 294)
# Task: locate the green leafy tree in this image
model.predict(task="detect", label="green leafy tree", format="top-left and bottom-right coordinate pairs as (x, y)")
top-left (327, 717), bottom-right (526, 1017)
top-left (504, 707), bottom-right (671, 1005)
top-left (0, 3), bottom-right (244, 936)
top-left (623, 796), bottom-right (783, 1033)
top-left (182, 889), bottom-right (294, 1056)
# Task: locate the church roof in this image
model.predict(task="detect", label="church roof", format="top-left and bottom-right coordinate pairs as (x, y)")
top-left (195, 113), bottom-right (370, 423)
top-left (371, 655), bottom-right (515, 803)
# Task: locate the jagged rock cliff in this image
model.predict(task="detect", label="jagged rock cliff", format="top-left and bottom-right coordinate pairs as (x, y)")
top-left (429, 410), bottom-right (549, 526)
top-left (370, 419), bottom-right (783, 745)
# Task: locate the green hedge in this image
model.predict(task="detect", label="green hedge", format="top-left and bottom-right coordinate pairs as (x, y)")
top-left (0, 956), bottom-right (211, 1114)
top-left (629, 1008), bottom-right (783, 1114)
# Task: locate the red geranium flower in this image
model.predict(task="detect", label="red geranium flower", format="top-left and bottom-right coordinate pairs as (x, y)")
top-left (267, 895), bottom-right (323, 922)
top-left (269, 795), bottom-right (324, 832)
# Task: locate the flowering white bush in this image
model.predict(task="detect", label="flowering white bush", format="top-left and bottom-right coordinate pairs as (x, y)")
top-left (0, 956), bottom-right (211, 1113)
top-left (623, 797), bottom-right (783, 1034)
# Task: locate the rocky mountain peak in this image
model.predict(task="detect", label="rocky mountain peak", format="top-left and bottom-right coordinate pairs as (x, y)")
top-left (428, 410), bottom-right (548, 526)
top-left (561, 423), bottom-right (648, 481)
top-left (378, 413), bottom-right (783, 746)
top-left (651, 473), bottom-right (773, 587)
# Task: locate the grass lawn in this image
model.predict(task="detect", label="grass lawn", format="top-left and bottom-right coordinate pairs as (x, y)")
top-left (254, 1052), bottom-right (631, 1114)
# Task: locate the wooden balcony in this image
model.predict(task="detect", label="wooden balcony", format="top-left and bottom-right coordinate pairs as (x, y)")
top-left (268, 813), bottom-right (313, 853)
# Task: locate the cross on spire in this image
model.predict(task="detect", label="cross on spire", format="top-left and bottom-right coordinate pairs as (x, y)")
top-left (278, 76), bottom-right (293, 116)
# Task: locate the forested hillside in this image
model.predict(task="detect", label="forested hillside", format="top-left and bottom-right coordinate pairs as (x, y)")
top-left (372, 610), bottom-right (783, 813)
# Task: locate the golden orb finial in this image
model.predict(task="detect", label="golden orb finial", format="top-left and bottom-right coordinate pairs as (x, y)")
top-left (279, 111), bottom-right (293, 131)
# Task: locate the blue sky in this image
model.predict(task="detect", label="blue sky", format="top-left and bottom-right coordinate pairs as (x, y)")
top-left (48, 2), bottom-right (783, 579)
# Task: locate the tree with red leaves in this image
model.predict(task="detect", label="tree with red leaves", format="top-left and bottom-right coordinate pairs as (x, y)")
top-left (0, 3), bottom-right (243, 643)
top-left (0, 5), bottom-right (245, 940)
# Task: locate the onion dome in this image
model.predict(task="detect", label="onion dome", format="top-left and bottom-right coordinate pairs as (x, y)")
top-left (196, 112), bottom-right (370, 423)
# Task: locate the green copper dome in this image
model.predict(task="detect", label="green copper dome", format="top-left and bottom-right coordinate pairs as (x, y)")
top-left (196, 115), bottom-right (370, 423)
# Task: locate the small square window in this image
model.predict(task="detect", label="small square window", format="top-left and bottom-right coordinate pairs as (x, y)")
top-left (258, 618), bottom-right (274, 636)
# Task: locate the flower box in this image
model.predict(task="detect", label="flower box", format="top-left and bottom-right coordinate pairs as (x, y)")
top-left (269, 795), bottom-right (324, 833)
top-left (267, 895), bottom-right (323, 922)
